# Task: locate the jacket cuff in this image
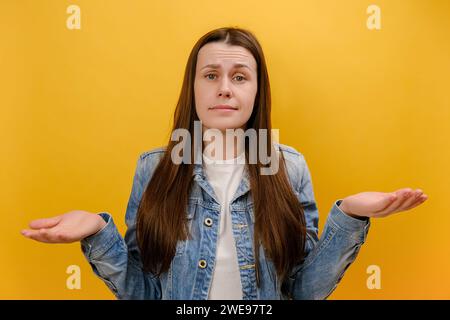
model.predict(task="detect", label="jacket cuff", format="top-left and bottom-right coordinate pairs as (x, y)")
top-left (80, 212), bottom-right (121, 260)
top-left (329, 199), bottom-right (370, 243)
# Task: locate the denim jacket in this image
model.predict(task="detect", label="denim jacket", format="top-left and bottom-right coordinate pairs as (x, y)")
top-left (80, 143), bottom-right (370, 300)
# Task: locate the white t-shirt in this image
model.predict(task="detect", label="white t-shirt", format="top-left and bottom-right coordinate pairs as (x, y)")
top-left (203, 151), bottom-right (245, 300)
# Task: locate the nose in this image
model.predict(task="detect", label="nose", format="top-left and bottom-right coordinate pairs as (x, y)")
top-left (218, 91), bottom-right (231, 98)
top-left (217, 78), bottom-right (232, 98)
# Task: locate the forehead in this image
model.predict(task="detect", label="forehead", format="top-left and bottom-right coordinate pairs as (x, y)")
top-left (196, 42), bottom-right (257, 71)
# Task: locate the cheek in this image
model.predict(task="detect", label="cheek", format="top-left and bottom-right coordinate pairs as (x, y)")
top-left (239, 86), bottom-right (257, 112)
top-left (194, 82), bottom-right (213, 107)
top-left (194, 85), bottom-right (213, 122)
top-left (194, 85), bottom-right (206, 116)
top-left (193, 82), bottom-right (201, 106)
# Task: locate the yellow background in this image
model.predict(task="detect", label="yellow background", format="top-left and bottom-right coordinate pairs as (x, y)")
top-left (2, 0), bottom-right (449, 299)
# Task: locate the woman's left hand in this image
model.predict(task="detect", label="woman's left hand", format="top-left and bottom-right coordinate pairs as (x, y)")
top-left (338, 188), bottom-right (428, 218)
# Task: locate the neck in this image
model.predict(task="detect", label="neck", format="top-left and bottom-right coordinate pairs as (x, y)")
top-left (202, 128), bottom-right (245, 161)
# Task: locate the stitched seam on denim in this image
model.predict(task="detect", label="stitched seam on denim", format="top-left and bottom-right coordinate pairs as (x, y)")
top-left (88, 227), bottom-right (123, 260)
top-left (140, 147), bottom-right (166, 160)
top-left (277, 145), bottom-right (300, 156)
top-left (296, 224), bottom-right (338, 272)
top-left (322, 243), bottom-right (362, 299)
top-left (329, 215), bottom-right (366, 243)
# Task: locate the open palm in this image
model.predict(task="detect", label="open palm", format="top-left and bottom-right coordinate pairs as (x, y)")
top-left (21, 210), bottom-right (106, 243)
top-left (339, 188), bottom-right (428, 218)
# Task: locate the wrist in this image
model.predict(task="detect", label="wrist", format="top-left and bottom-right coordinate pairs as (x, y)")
top-left (338, 199), bottom-right (358, 218)
top-left (97, 214), bottom-right (107, 232)
top-left (338, 199), bottom-right (369, 220)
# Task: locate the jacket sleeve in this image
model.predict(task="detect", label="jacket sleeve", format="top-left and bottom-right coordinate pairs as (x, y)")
top-left (286, 154), bottom-right (370, 300)
top-left (80, 154), bottom-right (162, 299)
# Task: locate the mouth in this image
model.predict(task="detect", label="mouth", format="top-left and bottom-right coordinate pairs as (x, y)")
top-left (209, 105), bottom-right (238, 111)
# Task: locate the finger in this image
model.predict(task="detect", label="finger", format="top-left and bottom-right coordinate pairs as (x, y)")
top-left (373, 193), bottom-right (399, 213)
top-left (396, 189), bottom-right (423, 212)
top-left (392, 187), bottom-right (414, 197)
top-left (392, 188), bottom-right (417, 209)
top-left (401, 194), bottom-right (428, 211)
top-left (29, 216), bottom-right (62, 230)
top-left (373, 189), bottom-right (414, 217)
top-left (377, 194), bottom-right (428, 218)
top-left (21, 228), bottom-right (54, 243)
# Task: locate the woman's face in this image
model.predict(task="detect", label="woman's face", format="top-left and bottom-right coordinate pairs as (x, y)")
top-left (194, 42), bottom-right (258, 132)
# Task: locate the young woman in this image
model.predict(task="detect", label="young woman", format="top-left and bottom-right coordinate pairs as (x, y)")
top-left (21, 27), bottom-right (428, 300)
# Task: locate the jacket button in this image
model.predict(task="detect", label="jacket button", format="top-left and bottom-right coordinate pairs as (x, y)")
top-left (198, 259), bottom-right (207, 269)
top-left (204, 218), bottom-right (213, 227)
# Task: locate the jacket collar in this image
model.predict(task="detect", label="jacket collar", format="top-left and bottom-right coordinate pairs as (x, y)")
top-left (192, 161), bottom-right (251, 205)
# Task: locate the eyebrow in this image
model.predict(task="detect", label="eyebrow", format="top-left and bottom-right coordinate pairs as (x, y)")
top-left (200, 63), bottom-right (252, 71)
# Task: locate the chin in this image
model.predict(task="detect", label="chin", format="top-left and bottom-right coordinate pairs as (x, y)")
top-left (204, 120), bottom-right (246, 132)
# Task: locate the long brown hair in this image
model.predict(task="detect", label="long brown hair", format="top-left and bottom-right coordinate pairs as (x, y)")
top-left (136, 27), bottom-right (306, 294)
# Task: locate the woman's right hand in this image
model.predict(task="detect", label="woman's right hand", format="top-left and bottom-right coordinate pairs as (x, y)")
top-left (20, 210), bottom-right (107, 243)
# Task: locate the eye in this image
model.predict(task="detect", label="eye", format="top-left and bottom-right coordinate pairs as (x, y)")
top-left (205, 73), bottom-right (217, 80)
top-left (204, 73), bottom-right (246, 82)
